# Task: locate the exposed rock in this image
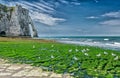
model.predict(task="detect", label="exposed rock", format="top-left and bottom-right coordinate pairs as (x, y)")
top-left (0, 4), bottom-right (38, 37)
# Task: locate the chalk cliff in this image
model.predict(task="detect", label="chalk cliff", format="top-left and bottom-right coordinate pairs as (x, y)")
top-left (0, 4), bottom-right (38, 37)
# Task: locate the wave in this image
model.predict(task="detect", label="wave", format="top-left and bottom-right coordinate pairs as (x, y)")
top-left (114, 42), bottom-right (120, 45)
top-left (104, 38), bottom-right (109, 41)
top-left (40, 36), bottom-right (120, 50)
top-left (58, 40), bottom-right (120, 50)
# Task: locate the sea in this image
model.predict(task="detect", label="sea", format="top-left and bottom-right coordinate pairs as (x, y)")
top-left (38, 36), bottom-right (120, 51)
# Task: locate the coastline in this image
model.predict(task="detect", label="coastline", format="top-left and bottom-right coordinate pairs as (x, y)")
top-left (1, 36), bottom-right (120, 51)
top-left (0, 37), bottom-right (56, 43)
top-left (0, 37), bottom-right (120, 77)
top-left (58, 40), bottom-right (120, 51)
top-left (39, 36), bottom-right (120, 51)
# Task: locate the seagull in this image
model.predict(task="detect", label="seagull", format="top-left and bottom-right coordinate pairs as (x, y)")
top-left (86, 48), bottom-right (90, 51)
top-left (114, 56), bottom-right (119, 60)
top-left (75, 48), bottom-right (79, 52)
top-left (84, 53), bottom-right (89, 56)
top-left (51, 45), bottom-right (54, 47)
top-left (69, 49), bottom-right (72, 52)
top-left (81, 49), bottom-right (86, 53)
top-left (104, 51), bottom-right (108, 55)
top-left (96, 53), bottom-right (101, 57)
top-left (32, 45), bottom-right (35, 48)
top-left (73, 56), bottom-right (78, 60)
top-left (51, 55), bottom-right (54, 58)
top-left (111, 53), bottom-right (116, 56)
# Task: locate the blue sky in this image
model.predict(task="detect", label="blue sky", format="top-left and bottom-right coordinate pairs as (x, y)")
top-left (1, 0), bottom-right (120, 36)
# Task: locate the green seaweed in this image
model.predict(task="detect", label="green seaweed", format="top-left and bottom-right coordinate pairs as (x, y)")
top-left (0, 40), bottom-right (119, 78)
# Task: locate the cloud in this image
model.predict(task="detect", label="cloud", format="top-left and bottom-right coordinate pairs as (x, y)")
top-left (100, 19), bottom-right (120, 26)
top-left (102, 11), bottom-right (120, 18)
top-left (0, 0), bottom-right (66, 26)
top-left (0, 0), bottom-right (97, 26)
top-left (59, 0), bottom-right (69, 4)
top-left (86, 10), bottom-right (120, 26)
top-left (24, 1), bottom-right (66, 26)
top-left (31, 11), bottom-right (66, 26)
top-left (99, 10), bottom-right (120, 26)
top-left (86, 16), bottom-right (98, 19)
top-left (87, 10), bottom-right (120, 20)
top-left (71, 2), bottom-right (80, 5)
top-left (20, 1), bottom-right (55, 13)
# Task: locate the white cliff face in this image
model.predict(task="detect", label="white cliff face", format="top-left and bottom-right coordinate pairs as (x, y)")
top-left (0, 4), bottom-right (38, 37)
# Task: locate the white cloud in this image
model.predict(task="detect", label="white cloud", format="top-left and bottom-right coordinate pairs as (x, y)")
top-left (21, 1), bottom-right (54, 13)
top-left (87, 10), bottom-right (120, 20)
top-left (31, 11), bottom-right (66, 26)
top-left (34, 2), bottom-right (54, 11)
top-left (0, 0), bottom-right (66, 26)
top-left (59, 0), bottom-right (69, 4)
top-left (71, 2), bottom-right (80, 5)
top-left (100, 19), bottom-right (120, 26)
top-left (100, 10), bottom-right (120, 26)
top-left (102, 11), bottom-right (120, 18)
top-left (22, 1), bottom-right (66, 26)
top-left (23, 1), bottom-right (66, 26)
top-left (86, 16), bottom-right (98, 19)
top-left (58, 0), bottom-right (81, 5)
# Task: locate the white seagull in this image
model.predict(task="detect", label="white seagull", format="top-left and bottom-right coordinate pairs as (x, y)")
top-left (75, 49), bottom-right (79, 52)
top-left (69, 49), bottom-right (72, 52)
top-left (96, 53), bottom-right (101, 57)
top-left (111, 53), bottom-right (116, 56)
top-left (104, 51), bottom-right (108, 55)
top-left (84, 53), bottom-right (89, 56)
top-left (114, 56), bottom-right (119, 60)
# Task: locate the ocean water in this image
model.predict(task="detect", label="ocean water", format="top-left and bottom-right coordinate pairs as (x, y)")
top-left (39, 36), bottom-right (120, 51)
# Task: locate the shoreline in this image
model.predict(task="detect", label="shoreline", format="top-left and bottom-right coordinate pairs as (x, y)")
top-left (1, 37), bottom-right (120, 51)
top-left (0, 37), bottom-right (120, 77)
top-left (58, 40), bottom-right (120, 51)
top-left (0, 37), bottom-right (56, 43)
top-left (39, 37), bottom-right (120, 51)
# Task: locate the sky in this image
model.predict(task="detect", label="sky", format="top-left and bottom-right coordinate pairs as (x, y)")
top-left (0, 0), bottom-right (120, 37)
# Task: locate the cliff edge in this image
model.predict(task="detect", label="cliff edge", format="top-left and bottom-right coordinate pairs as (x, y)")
top-left (0, 4), bottom-right (38, 37)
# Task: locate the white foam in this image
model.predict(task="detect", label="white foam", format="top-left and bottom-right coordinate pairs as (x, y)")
top-left (106, 42), bottom-right (120, 47)
top-left (104, 38), bottom-right (109, 41)
top-left (114, 42), bottom-right (120, 45)
top-left (59, 40), bottom-right (120, 50)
